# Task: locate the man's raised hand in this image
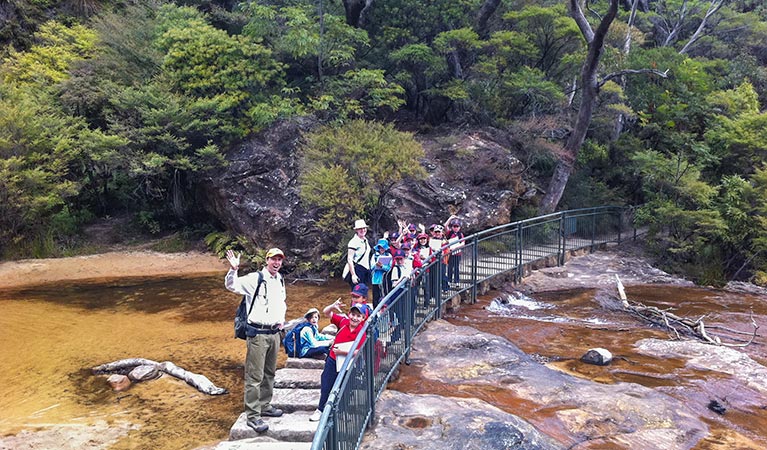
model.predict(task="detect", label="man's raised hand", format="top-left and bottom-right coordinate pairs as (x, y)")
top-left (226, 250), bottom-right (241, 270)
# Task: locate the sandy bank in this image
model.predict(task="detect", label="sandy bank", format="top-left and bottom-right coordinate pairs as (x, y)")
top-left (0, 250), bottom-right (226, 289)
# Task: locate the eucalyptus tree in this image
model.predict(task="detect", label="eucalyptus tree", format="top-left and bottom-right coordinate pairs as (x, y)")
top-left (538, 0), bottom-right (621, 214)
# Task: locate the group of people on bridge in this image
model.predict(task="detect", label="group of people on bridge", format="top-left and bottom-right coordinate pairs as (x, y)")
top-left (222, 215), bottom-right (466, 433)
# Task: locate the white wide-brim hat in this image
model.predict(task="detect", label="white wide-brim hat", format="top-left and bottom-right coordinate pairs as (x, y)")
top-left (353, 219), bottom-right (368, 229)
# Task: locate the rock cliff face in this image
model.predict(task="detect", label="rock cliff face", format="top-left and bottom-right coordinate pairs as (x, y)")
top-left (199, 117), bottom-right (533, 271)
top-left (200, 117), bottom-right (323, 263)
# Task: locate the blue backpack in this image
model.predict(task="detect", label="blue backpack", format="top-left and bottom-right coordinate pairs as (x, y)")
top-left (283, 322), bottom-right (315, 357)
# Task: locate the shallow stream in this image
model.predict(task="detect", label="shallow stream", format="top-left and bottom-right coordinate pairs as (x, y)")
top-left (390, 285), bottom-right (767, 448)
top-left (0, 274), bottom-right (349, 449)
top-left (1, 276), bottom-right (766, 449)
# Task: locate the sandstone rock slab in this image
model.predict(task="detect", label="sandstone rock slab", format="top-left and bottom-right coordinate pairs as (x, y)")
top-left (274, 369), bottom-right (322, 389)
top-left (284, 358), bottom-right (325, 370)
top-left (229, 411), bottom-right (316, 442)
top-left (271, 388), bottom-right (320, 412)
top-left (361, 391), bottom-right (563, 450)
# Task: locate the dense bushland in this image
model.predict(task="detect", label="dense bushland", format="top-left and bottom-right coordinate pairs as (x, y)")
top-left (1, 0), bottom-right (766, 285)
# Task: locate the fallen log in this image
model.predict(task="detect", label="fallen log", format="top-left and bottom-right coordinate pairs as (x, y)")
top-left (92, 358), bottom-right (228, 395)
top-left (614, 276), bottom-right (760, 347)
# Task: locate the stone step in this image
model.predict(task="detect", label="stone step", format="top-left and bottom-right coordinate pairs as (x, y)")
top-left (230, 411), bottom-right (317, 442)
top-left (274, 368), bottom-right (323, 389)
top-left (212, 437), bottom-right (311, 450)
top-left (284, 357), bottom-right (325, 370)
top-left (271, 388), bottom-right (320, 412)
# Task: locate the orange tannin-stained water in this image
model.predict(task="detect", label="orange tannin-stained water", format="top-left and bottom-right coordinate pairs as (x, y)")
top-left (0, 275), bottom-right (350, 450)
top-left (389, 285), bottom-right (767, 449)
top-left (3, 274), bottom-right (767, 449)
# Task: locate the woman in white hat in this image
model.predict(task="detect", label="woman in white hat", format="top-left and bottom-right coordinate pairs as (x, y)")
top-left (343, 219), bottom-right (372, 288)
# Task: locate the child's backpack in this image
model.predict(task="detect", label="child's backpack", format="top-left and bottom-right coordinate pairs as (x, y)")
top-left (283, 322), bottom-right (315, 357)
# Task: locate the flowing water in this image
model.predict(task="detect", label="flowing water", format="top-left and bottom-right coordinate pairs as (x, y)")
top-left (390, 285), bottom-right (767, 449)
top-left (2, 275), bottom-right (767, 449)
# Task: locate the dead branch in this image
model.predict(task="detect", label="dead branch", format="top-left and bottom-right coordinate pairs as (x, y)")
top-left (599, 69), bottom-right (669, 87)
top-left (92, 358), bottom-right (228, 395)
top-left (614, 276), bottom-right (759, 347)
top-left (679, 0), bottom-right (725, 54)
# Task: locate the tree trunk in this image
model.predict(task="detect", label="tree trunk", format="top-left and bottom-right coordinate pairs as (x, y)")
top-left (342, 0), bottom-right (374, 28)
top-left (475, 0), bottom-right (502, 38)
top-left (679, 0), bottom-right (725, 55)
top-left (447, 51), bottom-right (464, 79)
top-left (538, 0), bottom-right (619, 215)
top-left (538, 162), bottom-right (574, 214)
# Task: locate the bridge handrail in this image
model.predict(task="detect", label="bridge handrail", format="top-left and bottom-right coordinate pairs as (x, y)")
top-left (310, 206), bottom-right (639, 450)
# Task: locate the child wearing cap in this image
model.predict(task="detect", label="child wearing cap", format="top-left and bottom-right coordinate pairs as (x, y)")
top-left (388, 231), bottom-right (402, 255)
top-left (310, 299), bottom-right (371, 422)
top-left (429, 224), bottom-right (450, 293)
top-left (298, 308), bottom-right (334, 359)
top-left (413, 233), bottom-right (432, 265)
top-left (370, 239), bottom-right (391, 307)
top-left (401, 243), bottom-right (415, 274)
top-left (388, 249), bottom-right (411, 286)
top-left (350, 282), bottom-right (369, 305)
top-left (444, 215), bottom-right (465, 287)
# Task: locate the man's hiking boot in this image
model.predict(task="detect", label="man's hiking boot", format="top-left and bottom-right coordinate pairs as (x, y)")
top-left (246, 418), bottom-right (268, 433)
top-left (260, 407), bottom-right (283, 417)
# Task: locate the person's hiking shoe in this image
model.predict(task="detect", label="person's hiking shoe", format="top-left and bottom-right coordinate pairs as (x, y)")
top-left (246, 418), bottom-right (268, 433)
top-left (309, 409), bottom-right (322, 422)
top-left (260, 407), bottom-right (283, 417)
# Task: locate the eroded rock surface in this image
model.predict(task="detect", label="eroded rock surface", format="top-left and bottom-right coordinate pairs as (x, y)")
top-left (362, 391), bottom-right (563, 450)
top-left (517, 242), bottom-right (694, 293)
top-left (370, 320), bottom-right (709, 449)
top-left (0, 421), bottom-right (137, 450)
top-left (636, 338), bottom-right (767, 395)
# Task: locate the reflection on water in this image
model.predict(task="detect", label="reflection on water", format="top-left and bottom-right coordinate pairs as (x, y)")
top-left (0, 275), bottom-right (350, 449)
top-left (390, 285), bottom-right (767, 449)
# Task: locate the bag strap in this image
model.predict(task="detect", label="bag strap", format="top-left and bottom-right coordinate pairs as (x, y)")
top-left (245, 271), bottom-right (265, 316)
top-left (353, 239), bottom-right (368, 265)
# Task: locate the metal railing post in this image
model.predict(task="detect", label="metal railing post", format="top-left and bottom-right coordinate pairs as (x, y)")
top-left (365, 324), bottom-right (375, 427)
top-left (471, 236), bottom-right (478, 303)
top-left (436, 257), bottom-right (444, 320)
top-left (617, 208), bottom-right (622, 243)
top-left (515, 224), bottom-right (523, 281)
top-left (591, 209), bottom-right (596, 248)
top-left (329, 406), bottom-right (338, 450)
top-left (559, 212), bottom-right (566, 266)
top-left (404, 284), bottom-right (412, 364)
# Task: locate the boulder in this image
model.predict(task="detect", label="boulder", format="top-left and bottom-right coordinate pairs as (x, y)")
top-left (580, 348), bottom-right (613, 366)
top-left (320, 324), bottom-right (338, 336)
top-left (107, 374), bottom-right (131, 391)
top-left (199, 118), bottom-right (530, 273)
